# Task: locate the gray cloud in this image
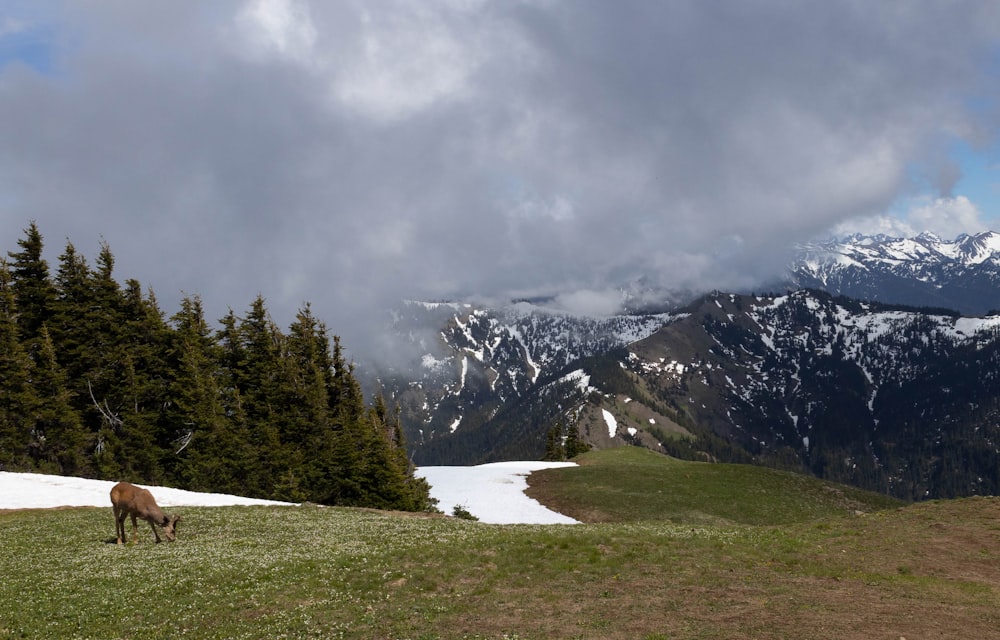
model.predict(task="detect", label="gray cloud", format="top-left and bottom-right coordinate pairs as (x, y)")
top-left (1, 0), bottom-right (1000, 358)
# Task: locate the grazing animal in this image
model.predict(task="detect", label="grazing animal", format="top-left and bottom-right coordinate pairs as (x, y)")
top-left (110, 482), bottom-right (181, 544)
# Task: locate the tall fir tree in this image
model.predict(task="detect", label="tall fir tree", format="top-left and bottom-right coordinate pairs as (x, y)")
top-left (370, 392), bottom-right (434, 511)
top-left (279, 304), bottom-right (334, 502)
top-left (170, 296), bottom-right (251, 494)
top-left (543, 423), bottom-right (565, 461)
top-left (215, 308), bottom-right (260, 494)
top-left (0, 260), bottom-right (35, 471)
top-left (564, 422), bottom-right (589, 459)
top-left (6, 222), bottom-right (56, 347)
top-left (233, 296), bottom-right (285, 497)
top-left (50, 241), bottom-right (100, 394)
top-left (28, 326), bottom-right (89, 476)
top-left (322, 335), bottom-right (372, 505)
top-left (115, 279), bottom-right (172, 482)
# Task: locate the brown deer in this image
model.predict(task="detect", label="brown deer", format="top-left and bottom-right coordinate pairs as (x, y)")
top-left (110, 482), bottom-right (181, 544)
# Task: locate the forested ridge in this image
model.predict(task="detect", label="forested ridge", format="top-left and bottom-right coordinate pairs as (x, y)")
top-left (0, 223), bottom-right (433, 510)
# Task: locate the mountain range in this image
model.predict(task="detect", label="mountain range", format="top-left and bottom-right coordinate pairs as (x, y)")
top-left (369, 231), bottom-right (1000, 500)
top-left (790, 230), bottom-right (1000, 315)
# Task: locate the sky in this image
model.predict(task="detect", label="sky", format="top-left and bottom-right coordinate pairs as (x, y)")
top-left (2, 1), bottom-right (1000, 357)
top-left (0, 461), bottom-right (580, 525)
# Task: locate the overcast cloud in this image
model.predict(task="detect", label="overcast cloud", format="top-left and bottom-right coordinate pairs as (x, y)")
top-left (2, 1), bottom-right (1000, 357)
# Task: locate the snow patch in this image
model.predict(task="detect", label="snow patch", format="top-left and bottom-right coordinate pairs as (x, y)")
top-left (602, 409), bottom-right (618, 438)
top-left (560, 368), bottom-right (595, 394)
top-left (2, 463), bottom-right (582, 525)
top-left (415, 462), bottom-right (579, 524)
top-left (0, 472), bottom-right (293, 509)
top-left (421, 353), bottom-right (449, 370)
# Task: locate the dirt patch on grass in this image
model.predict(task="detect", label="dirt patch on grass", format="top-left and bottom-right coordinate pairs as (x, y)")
top-left (524, 468), bottom-right (612, 523)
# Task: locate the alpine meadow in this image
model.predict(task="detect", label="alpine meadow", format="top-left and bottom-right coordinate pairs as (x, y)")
top-left (6, 2), bottom-right (1000, 635)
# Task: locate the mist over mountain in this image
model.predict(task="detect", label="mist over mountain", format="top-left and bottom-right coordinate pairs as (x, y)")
top-left (367, 231), bottom-right (1000, 501)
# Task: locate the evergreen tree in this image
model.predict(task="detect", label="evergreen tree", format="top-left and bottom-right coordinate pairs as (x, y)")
top-left (6, 222), bottom-right (55, 346)
top-left (322, 338), bottom-right (371, 505)
top-left (49, 241), bottom-right (93, 379)
top-left (114, 279), bottom-right (172, 482)
top-left (348, 392), bottom-right (432, 511)
top-left (28, 326), bottom-right (89, 475)
top-left (214, 308), bottom-right (260, 494)
top-left (233, 296), bottom-right (285, 496)
top-left (543, 423), bottom-right (565, 461)
top-left (170, 296), bottom-right (250, 493)
top-left (564, 422), bottom-right (589, 459)
top-left (378, 394), bottom-right (434, 511)
top-left (280, 304), bottom-right (334, 502)
top-left (0, 260), bottom-right (35, 470)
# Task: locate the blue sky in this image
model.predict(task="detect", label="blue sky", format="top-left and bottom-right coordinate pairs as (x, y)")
top-left (0, 2), bottom-right (58, 74)
top-left (0, 25), bottom-right (54, 74)
top-left (2, 1), bottom-right (1000, 348)
top-left (953, 142), bottom-right (1000, 218)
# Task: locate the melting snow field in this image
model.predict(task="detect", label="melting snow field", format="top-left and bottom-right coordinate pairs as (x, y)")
top-left (415, 461), bottom-right (579, 524)
top-left (0, 472), bottom-right (292, 509)
top-left (0, 462), bottom-right (579, 525)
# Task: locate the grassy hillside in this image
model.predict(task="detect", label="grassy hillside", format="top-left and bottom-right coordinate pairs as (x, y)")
top-left (525, 447), bottom-right (904, 525)
top-left (1, 455), bottom-right (998, 639)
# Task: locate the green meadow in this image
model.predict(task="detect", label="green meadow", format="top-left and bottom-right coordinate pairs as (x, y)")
top-left (2, 448), bottom-right (998, 639)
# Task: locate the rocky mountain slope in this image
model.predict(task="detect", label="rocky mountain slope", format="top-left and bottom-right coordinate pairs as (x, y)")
top-left (625, 290), bottom-right (1000, 499)
top-left (365, 300), bottom-right (685, 463)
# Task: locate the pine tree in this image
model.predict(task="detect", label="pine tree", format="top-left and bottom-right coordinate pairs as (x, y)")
top-left (214, 308), bottom-right (260, 494)
top-left (49, 240), bottom-right (150, 479)
top-left (564, 422), bottom-right (589, 459)
top-left (0, 260), bottom-right (35, 470)
top-left (376, 393), bottom-right (434, 511)
top-left (280, 304), bottom-right (334, 502)
top-left (322, 335), bottom-right (374, 505)
top-left (543, 423), bottom-right (565, 461)
top-left (365, 400), bottom-right (406, 508)
top-left (28, 326), bottom-right (89, 475)
top-left (170, 296), bottom-right (251, 493)
top-left (49, 241), bottom-right (93, 379)
top-left (114, 279), bottom-right (172, 482)
top-left (233, 296), bottom-right (285, 497)
top-left (6, 222), bottom-right (56, 346)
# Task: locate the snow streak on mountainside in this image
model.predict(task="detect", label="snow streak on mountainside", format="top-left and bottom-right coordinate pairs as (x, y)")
top-left (790, 230), bottom-right (1000, 315)
top-left (367, 300), bottom-right (675, 460)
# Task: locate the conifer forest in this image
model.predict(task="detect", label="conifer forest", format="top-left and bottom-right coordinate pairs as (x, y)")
top-left (0, 223), bottom-right (433, 510)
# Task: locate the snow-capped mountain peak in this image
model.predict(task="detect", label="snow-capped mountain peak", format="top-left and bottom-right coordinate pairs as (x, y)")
top-left (791, 230), bottom-right (1000, 315)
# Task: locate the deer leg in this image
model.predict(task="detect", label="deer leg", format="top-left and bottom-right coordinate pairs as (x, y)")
top-left (114, 506), bottom-right (125, 544)
top-left (130, 513), bottom-right (139, 544)
top-left (149, 520), bottom-right (162, 543)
